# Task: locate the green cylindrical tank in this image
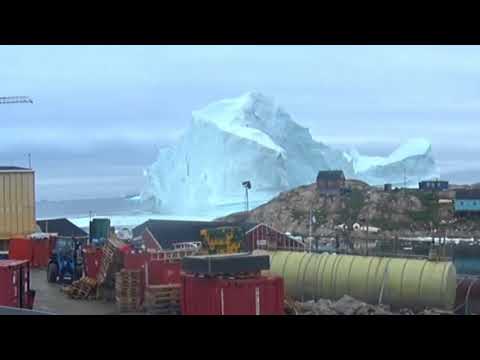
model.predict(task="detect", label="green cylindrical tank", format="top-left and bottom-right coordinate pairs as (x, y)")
top-left (268, 251), bottom-right (457, 310)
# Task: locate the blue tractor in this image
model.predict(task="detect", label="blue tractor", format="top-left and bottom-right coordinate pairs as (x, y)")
top-left (46, 237), bottom-right (84, 284)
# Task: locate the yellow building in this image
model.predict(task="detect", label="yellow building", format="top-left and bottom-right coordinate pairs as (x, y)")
top-left (0, 167), bottom-right (36, 250)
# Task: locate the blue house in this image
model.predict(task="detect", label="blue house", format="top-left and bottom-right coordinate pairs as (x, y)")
top-left (419, 180), bottom-right (449, 191)
top-left (455, 190), bottom-right (480, 214)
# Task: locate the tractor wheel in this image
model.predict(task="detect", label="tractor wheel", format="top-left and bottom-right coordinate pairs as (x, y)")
top-left (47, 263), bottom-right (58, 283)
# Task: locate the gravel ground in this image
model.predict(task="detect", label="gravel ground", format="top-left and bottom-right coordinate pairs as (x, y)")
top-left (30, 268), bottom-right (118, 315)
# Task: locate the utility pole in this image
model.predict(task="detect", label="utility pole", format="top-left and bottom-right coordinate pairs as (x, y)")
top-left (27, 153), bottom-right (31, 169)
top-left (309, 207), bottom-right (312, 238)
top-left (366, 215), bottom-right (369, 256)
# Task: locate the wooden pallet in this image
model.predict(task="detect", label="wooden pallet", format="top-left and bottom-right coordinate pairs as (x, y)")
top-left (64, 277), bottom-right (97, 300)
top-left (114, 269), bottom-right (144, 313)
top-left (97, 240), bottom-right (125, 285)
top-left (144, 284), bottom-right (181, 315)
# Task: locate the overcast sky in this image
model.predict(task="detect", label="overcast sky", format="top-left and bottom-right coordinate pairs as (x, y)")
top-left (1, 45), bottom-right (480, 200)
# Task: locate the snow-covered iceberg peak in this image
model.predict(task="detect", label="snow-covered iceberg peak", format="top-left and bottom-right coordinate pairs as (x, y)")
top-left (344, 137), bottom-right (437, 186)
top-left (388, 138), bottom-right (432, 163)
top-left (346, 138), bottom-right (433, 174)
top-left (192, 92), bottom-right (286, 155)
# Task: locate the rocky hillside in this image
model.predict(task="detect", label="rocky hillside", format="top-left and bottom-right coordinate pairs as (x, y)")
top-left (216, 180), bottom-right (476, 237)
top-left (287, 295), bottom-right (452, 315)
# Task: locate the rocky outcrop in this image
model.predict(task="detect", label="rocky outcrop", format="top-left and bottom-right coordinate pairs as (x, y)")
top-left (287, 295), bottom-right (453, 315)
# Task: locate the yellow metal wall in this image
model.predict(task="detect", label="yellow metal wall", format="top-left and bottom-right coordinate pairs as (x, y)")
top-left (0, 171), bottom-right (36, 241)
top-left (269, 251), bottom-right (457, 310)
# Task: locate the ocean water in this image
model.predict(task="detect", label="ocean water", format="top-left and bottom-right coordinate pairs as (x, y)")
top-left (36, 196), bottom-right (254, 229)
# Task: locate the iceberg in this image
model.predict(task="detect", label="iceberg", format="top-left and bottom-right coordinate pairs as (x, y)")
top-left (344, 138), bottom-right (438, 186)
top-left (142, 92), bottom-right (438, 214)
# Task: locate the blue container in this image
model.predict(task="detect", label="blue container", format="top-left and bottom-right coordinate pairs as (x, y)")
top-left (454, 257), bottom-right (480, 275)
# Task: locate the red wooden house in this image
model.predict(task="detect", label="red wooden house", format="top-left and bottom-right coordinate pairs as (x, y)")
top-left (245, 223), bottom-right (305, 251)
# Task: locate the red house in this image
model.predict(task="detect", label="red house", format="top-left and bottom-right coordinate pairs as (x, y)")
top-left (245, 223), bottom-right (305, 251)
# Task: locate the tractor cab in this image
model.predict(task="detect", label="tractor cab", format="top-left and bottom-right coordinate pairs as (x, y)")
top-left (47, 237), bottom-right (83, 284)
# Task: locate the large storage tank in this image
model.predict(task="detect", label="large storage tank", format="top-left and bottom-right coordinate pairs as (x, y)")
top-left (0, 167), bottom-right (36, 250)
top-left (269, 251), bottom-right (456, 310)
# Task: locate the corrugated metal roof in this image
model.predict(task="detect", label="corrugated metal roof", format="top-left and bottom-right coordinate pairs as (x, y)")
top-left (37, 218), bottom-right (88, 238)
top-left (0, 166), bottom-right (32, 171)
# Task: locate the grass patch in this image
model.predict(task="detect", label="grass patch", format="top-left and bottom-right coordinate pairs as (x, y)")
top-left (339, 189), bottom-right (365, 225)
top-left (410, 191), bottom-right (439, 226)
top-left (290, 209), bottom-right (306, 222)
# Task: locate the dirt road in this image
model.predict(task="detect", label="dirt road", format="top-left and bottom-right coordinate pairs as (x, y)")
top-left (30, 268), bottom-right (117, 315)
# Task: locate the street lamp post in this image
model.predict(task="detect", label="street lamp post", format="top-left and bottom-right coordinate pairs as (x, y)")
top-left (242, 181), bottom-right (251, 212)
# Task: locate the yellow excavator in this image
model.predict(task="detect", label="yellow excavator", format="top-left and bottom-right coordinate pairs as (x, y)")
top-left (200, 226), bottom-right (245, 255)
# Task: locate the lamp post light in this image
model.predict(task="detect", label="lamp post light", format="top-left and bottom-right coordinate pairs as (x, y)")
top-left (242, 181), bottom-right (251, 212)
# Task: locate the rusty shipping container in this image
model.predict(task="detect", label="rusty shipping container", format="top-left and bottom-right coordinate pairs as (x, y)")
top-left (0, 167), bottom-right (36, 251)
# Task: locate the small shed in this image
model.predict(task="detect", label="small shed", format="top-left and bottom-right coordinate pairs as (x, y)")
top-left (455, 190), bottom-right (480, 215)
top-left (316, 170), bottom-right (345, 194)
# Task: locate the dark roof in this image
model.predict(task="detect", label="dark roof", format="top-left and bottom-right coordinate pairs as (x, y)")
top-left (36, 218), bottom-right (88, 238)
top-left (317, 170), bottom-right (345, 181)
top-left (133, 219), bottom-right (257, 250)
top-left (0, 166), bottom-right (31, 171)
top-left (456, 190), bottom-right (480, 200)
top-left (419, 180), bottom-right (448, 184)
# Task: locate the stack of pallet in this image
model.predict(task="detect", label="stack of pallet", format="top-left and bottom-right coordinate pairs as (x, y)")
top-left (96, 240), bottom-right (117, 284)
top-left (144, 284), bottom-right (181, 315)
top-left (63, 277), bottom-right (97, 300)
top-left (115, 269), bottom-right (144, 313)
top-left (96, 239), bottom-right (126, 301)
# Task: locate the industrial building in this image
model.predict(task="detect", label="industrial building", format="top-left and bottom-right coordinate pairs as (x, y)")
top-left (36, 218), bottom-right (88, 240)
top-left (455, 189), bottom-right (480, 215)
top-left (0, 167), bottom-right (36, 251)
top-left (419, 180), bottom-right (449, 191)
top-left (316, 170), bottom-right (345, 194)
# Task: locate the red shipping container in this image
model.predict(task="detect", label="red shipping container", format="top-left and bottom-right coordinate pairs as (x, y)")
top-left (181, 274), bottom-right (284, 315)
top-left (83, 246), bottom-right (104, 279)
top-left (9, 236), bottom-right (57, 268)
top-left (147, 260), bottom-right (181, 285)
top-left (8, 237), bottom-right (33, 262)
top-left (31, 237), bottom-right (56, 268)
top-left (123, 252), bottom-right (148, 271)
top-left (0, 260), bottom-right (33, 309)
